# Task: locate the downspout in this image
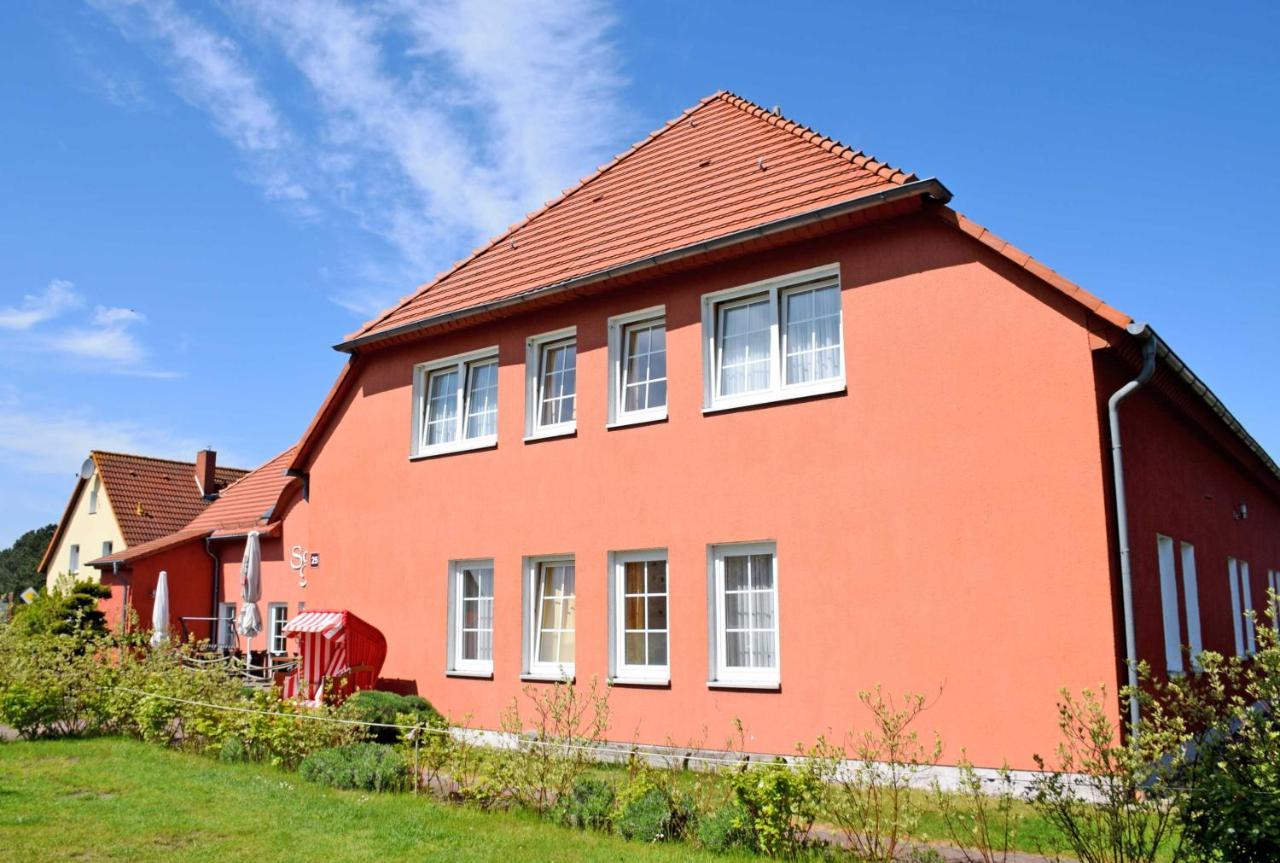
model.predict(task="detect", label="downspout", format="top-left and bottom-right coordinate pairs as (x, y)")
top-left (205, 536), bottom-right (220, 644)
top-left (1108, 322), bottom-right (1158, 734)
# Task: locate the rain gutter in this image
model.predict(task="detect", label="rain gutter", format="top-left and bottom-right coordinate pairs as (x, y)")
top-left (335, 178), bottom-right (952, 354)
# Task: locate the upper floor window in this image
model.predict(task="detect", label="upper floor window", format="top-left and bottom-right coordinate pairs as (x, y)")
top-left (69, 544), bottom-right (80, 574)
top-left (1227, 557), bottom-right (1256, 656)
top-left (701, 265), bottom-right (844, 412)
top-left (101, 541), bottom-right (113, 558)
top-left (1269, 569), bottom-right (1279, 633)
top-left (607, 308), bottom-right (667, 427)
top-left (448, 559), bottom-right (494, 676)
top-left (88, 478), bottom-right (99, 514)
top-left (525, 328), bottom-right (577, 440)
top-left (707, 542), bottom-right (780, 687)
top-left (412, 347), bottom-right (499, 458)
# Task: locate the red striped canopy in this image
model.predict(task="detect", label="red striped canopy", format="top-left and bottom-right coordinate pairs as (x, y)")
top-left (279, 610), bottom-right (386, 706)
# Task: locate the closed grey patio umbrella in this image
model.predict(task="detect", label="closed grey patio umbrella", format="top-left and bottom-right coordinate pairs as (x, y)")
top-left (149, 570), bottom-right (170, 649)
top-left (236, 531), bottom-right (262, 673)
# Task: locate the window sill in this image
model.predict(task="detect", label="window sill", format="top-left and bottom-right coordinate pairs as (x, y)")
top-left (411, 437), bottom-right (498, 460)
top-left (523, 425), bottom-right (576, 443)
top-left (706, 679), bottom-right (781, 691)
top-left (521, 672), bottom-right (575, 684)
top-left (703, 379), bottom-right (845, 415)
top-left (606, 410), bottom-right (668, 430)
top-left (609, 676), bottom-right (670, 688)
top-left (446, 668), bottom-right (494, 680)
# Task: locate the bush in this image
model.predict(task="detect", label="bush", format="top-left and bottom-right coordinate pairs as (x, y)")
top-left (614, 772), bottom-right (696, 843)
top-left (553, 775), bottom-right (615, 830)
top-left (299, 742), bottom-right (411, 792)
top-left (930, 754), bottom-right (1021, 863)
top-left (726, 760), bottom-right (822, 857)
top-left (9, 577), bottom-right (110, 639)
top-left (342, 690), bottom-right (441, 744)
top-left (697, 799), bottom-right (756, 853)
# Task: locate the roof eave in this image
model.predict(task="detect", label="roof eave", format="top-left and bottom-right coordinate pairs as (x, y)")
top-left (334, 178), bottom-right (953, 355)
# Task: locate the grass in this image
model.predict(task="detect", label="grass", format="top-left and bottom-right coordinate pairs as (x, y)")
top-left (0, 737), bottom-right (751, 862)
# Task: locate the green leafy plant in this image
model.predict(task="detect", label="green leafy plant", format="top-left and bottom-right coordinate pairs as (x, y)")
top-left (725, 759), bottom-right (822, 857)
top-left (553, 775), bottom-right (616, 830)
top-left (496, 677), bottom-right (611, 813)
top-left (9, 577), bottom-right (111, 639)
top-left (0, 626), bottom-right (109, 738)
top-left (299, 742), bottom-right (411, 792)
top-left (930, 754), bottom-right (1021, 863)
top-left (809, 686), bottom-right (943, 863)
top-left (696, 798), bottom-right (757, 853)
top-left (613, 770), bottom-right (696, 843)
top-left (341, 690), bottom-right (441, 744)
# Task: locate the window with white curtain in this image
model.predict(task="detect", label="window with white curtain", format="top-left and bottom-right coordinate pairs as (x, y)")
top-left (708, 542), bottom-right (779, 686)
top-left (701, 265), bottom-right (843, 411)
top-left (525, 328), bottom-right (577, 439)
top-left (607, 308), bottom-right (667, 426)
top-left (610, 549), bottom-right (669, 683)
top-left (525, 557), bottom-right (575, 678)
top-left (412, 347), bottom-right (499, 457)
top-left (1157, 535), bottom-right (1183, 674)
top-left (268, 603), bottom-right (289, 655)
top-left (448, 560), bottom-right (494, 675)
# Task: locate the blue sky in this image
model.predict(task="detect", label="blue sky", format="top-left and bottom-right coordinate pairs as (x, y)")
top-left (1, 1), bottom-right (1277, 547)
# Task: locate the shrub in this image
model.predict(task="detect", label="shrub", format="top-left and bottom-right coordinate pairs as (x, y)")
top-left (0, 624), bottom-right (111, 739)
top-left (726, 760), bottom-right (822, 857)
top-left (696, 799), bottom-right (756, 853)
top-left (497, 677), bottom-right (611, 813)
top-left (553, 775), bottom-right (616, 830)
top-left (342, 690), bottom-right (441, 744)
top-left (219, 735), bottom-right (247, 763)
top-left (614, 771), bottom-right (696, 843)
top-left (930, 754), bottom-right (1021, 863)
top-left (9, 577), bottom-right (110, 639)
top-left (299, 742), bottom-right (411, 792)
top-left (809, 686), bottom-right (943, 863)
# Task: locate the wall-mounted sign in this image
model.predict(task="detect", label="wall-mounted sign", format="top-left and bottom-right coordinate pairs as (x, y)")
top-left (309, 552), bottom-right (320, 568)
top-left (290, 545), bottom-right (308, 588)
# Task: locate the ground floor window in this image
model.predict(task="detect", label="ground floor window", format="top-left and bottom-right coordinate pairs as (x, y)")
top-left (525, 556), bottom-right (575, 678)
top-left (449, 560), bottom-right (494, 675)
top-left (217, 602), bottom-right (236, 648)
top-left (708, 542), bottom-right (779, 686)
top-left (267, 603), bottom-right (289, 655)
top-left (610, 549), bottom-right (669, 683)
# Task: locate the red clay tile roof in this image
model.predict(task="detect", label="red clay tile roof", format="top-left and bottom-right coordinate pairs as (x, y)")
top-left (94, 451), bottom-right (248, 547)
top-left (346, 90), bottom-right (916, 347)
top-left (185, 446), bottom-right (298, 534)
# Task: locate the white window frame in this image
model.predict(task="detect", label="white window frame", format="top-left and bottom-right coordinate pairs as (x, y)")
top-left (607, 307), bottom-right (668, 428)
top-left (1228, 557), bottom-right (1246, 657)
top-left (217, 602), bottom-right (237, 648)
top-left (410, 346), bottom-right (500, 459)
top-left (1241, 560), bottom-right (1256, 655)
top-left (522, 555), bottom-right (576, 680)
top-left (447, 559), bottom-right (495, 677)
top-left (1157, 535), bottom-right (1183, 674)
top-left (267, 603), bottom-right (289, 655)
top-left (701, 264), bottom-right (844, 413)
top-left (525, 327), bottom-right (578, 440)
top-left (69, 544), bottom-right (80, 574)
top-left (88, 478), bottom-right (99, 514)
top-left (101, 540), bottom-right (113, 558)
top-left (706, 541), bottom-right (780, 688)
top-left (1181, 542), bottom-right (1203, 671)
top-left (608, 548), bottom-right (670, 685)
top-left (1268, 569), bottom-right (1279, 634)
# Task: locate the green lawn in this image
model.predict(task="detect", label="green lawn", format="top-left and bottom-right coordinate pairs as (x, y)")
top-left (0, 737), bottom-right (749, 862)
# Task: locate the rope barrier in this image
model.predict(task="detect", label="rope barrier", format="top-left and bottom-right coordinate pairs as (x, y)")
top-left (110, 685), bottom-right (760, 768)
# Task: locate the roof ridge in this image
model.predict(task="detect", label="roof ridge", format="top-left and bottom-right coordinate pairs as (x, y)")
top-left (348, 91), bottom-right (728, 341)
top-left (90, 450), bottom-right (250, 473)
top-left (714, 91), bottom-right (916, 185)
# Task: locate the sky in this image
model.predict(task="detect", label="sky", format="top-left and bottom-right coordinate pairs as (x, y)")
top-left (1, 1), bottom-right (1278, 547)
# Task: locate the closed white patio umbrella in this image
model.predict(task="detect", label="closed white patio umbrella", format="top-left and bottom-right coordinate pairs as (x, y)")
top-left (237, 531), bottom-right (263, 672)
top-left (150, 570), bottom-right (170, 648)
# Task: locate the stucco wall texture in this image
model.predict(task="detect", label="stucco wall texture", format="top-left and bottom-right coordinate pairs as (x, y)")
top-left (267, 214), bottom-right (1130, 770)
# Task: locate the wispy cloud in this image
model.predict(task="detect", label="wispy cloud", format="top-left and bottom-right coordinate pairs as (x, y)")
top-left (0, 280), bottom-right (175, 377)
top-left (0, 387), bottom-right (206, 476)
top-left (91, 0), bottom-right (627, 314)
top-left (0, 280), bottom-right (83, 330)
top-left (88, 0), bottom-right (307, 203)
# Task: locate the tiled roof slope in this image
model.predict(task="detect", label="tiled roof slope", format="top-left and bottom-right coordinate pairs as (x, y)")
top-left (348, 90), bottom-right (915, 345)
top-left (185, 446), bottom-right (298, 534)
top-left (95, 452), bottom-right (248, 546)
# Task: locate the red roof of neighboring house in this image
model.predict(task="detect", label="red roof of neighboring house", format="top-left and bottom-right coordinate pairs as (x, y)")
top-left (88, 447), bottom-right (298, 568)
top-left (345, 91), bottom-right (917, 348)
top-left (39, 451), bottom-right (248, 574)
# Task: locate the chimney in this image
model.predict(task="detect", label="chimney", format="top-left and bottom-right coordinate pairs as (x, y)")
top-left (195, 449), bottom-right (217, 499)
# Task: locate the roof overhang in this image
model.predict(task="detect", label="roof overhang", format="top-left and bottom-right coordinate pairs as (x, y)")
top-left (335, 178), bottom-right (952, 354)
